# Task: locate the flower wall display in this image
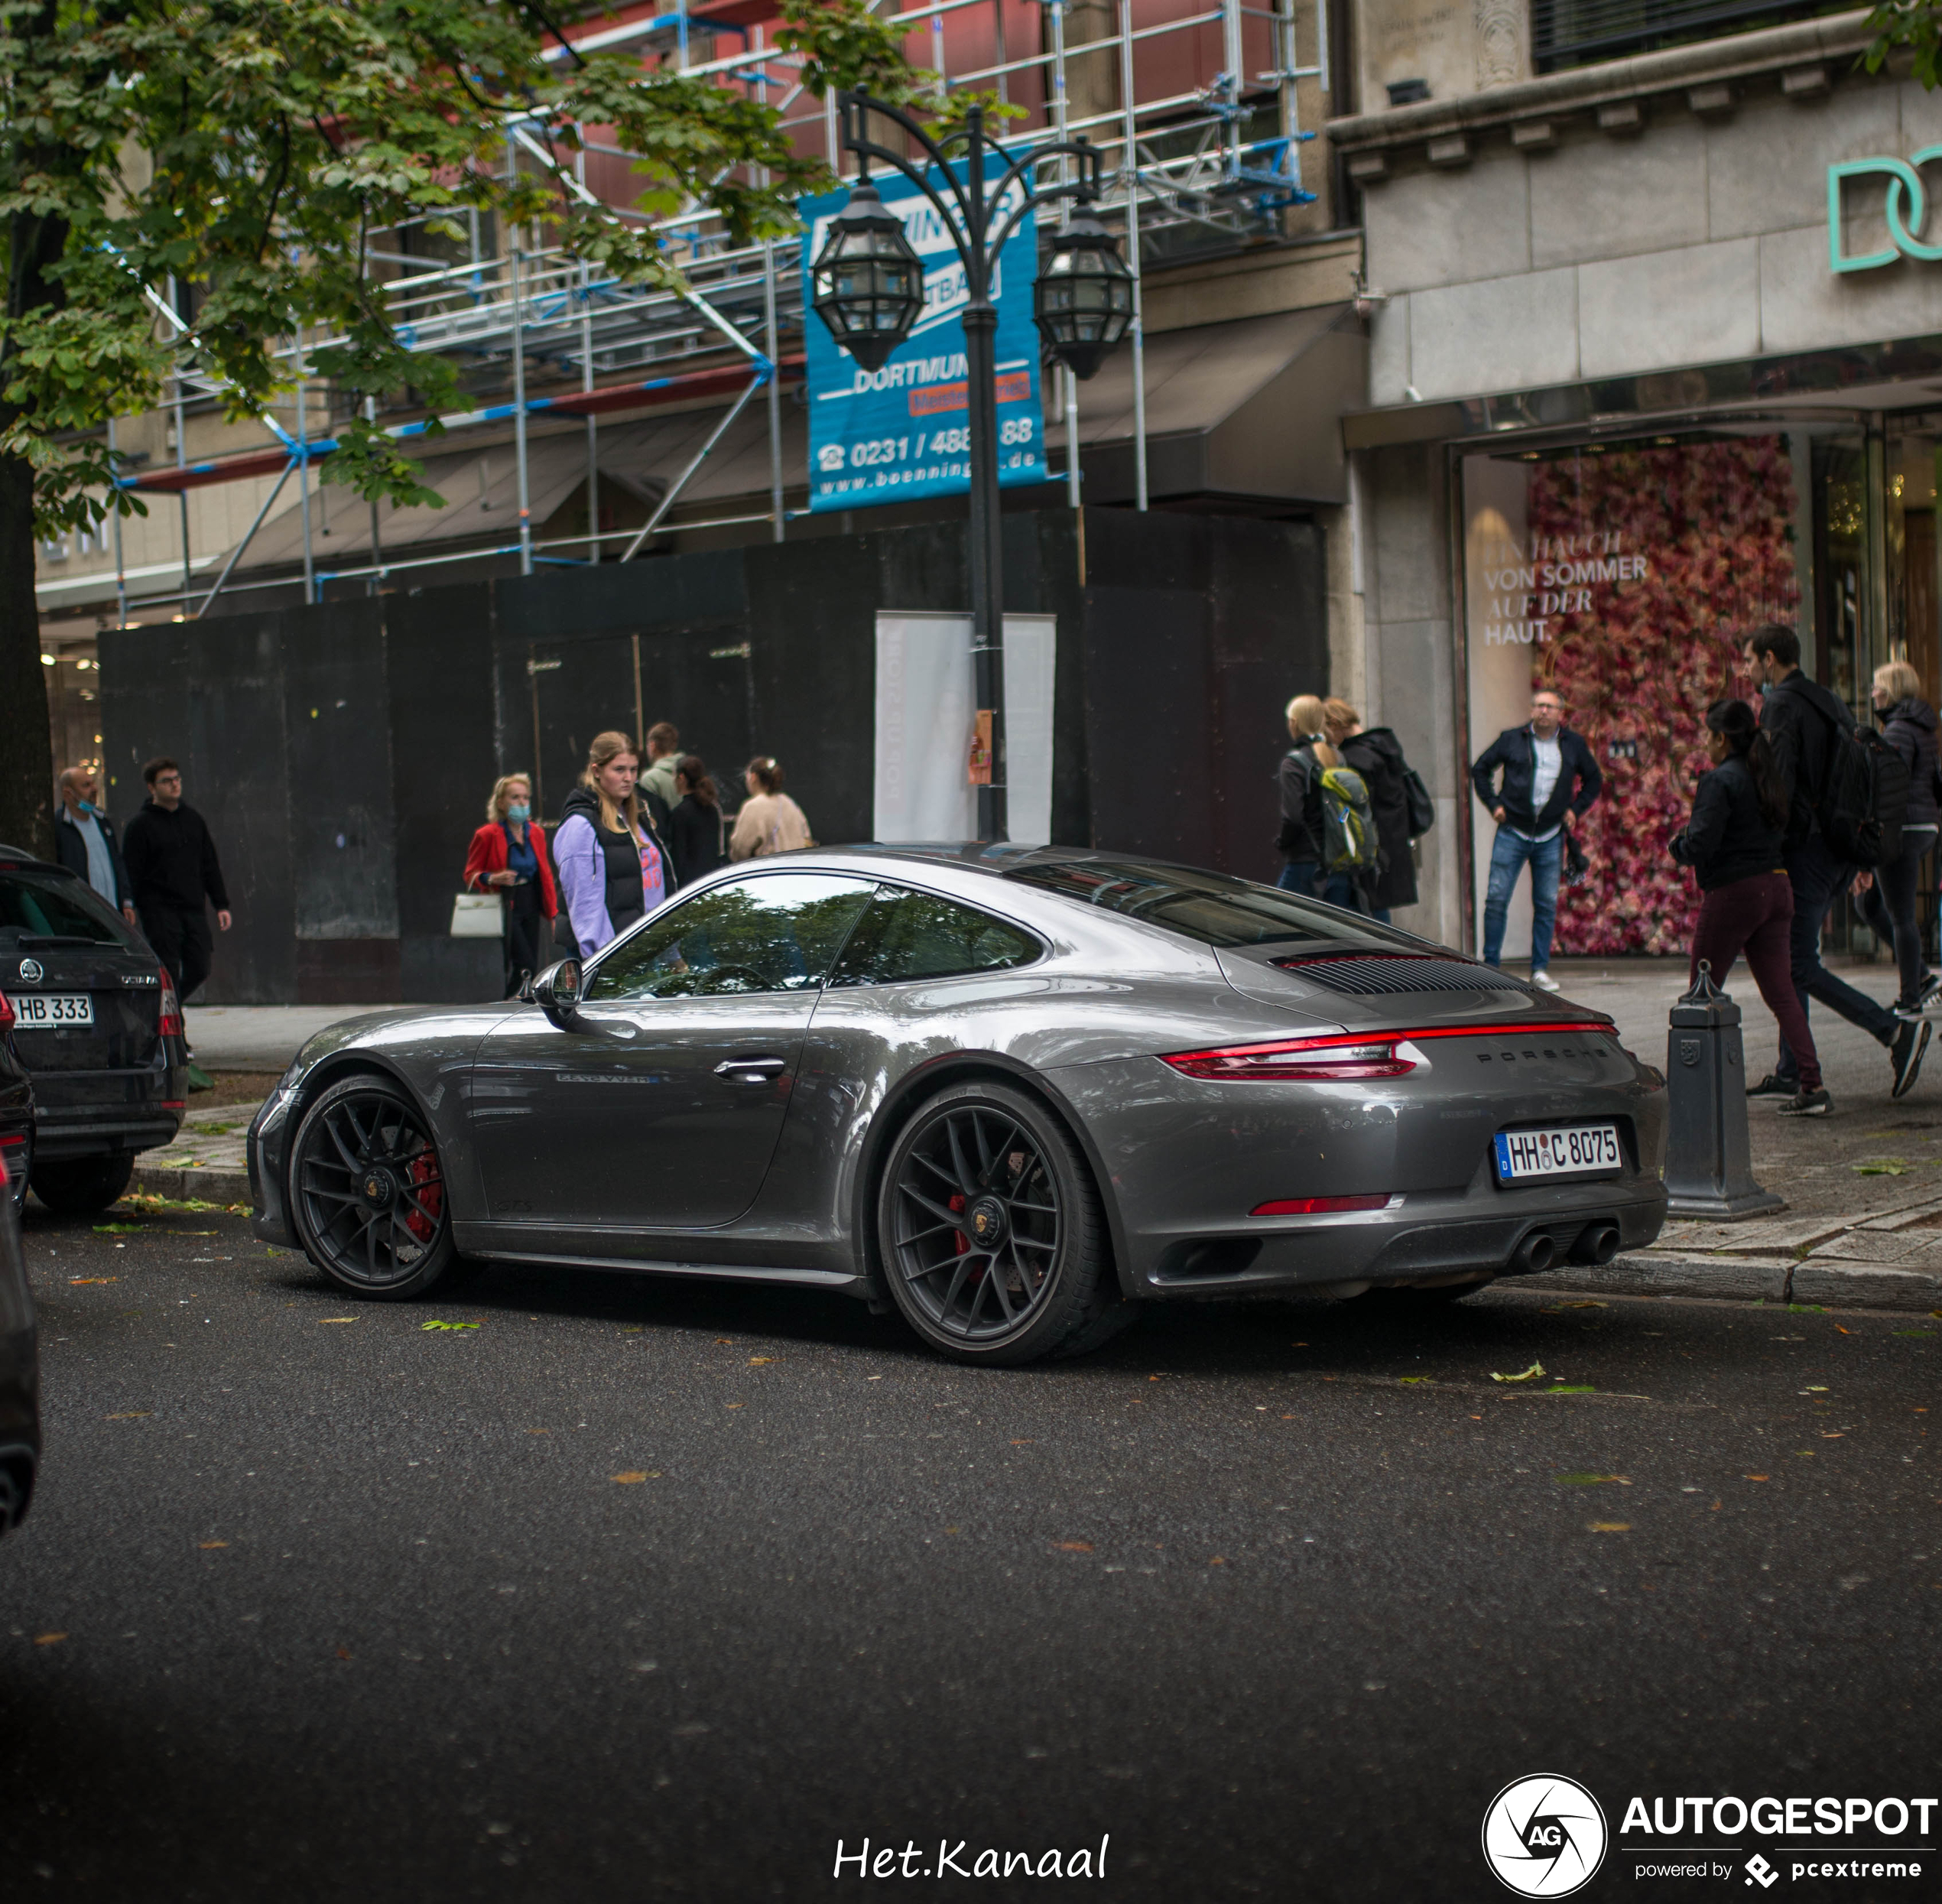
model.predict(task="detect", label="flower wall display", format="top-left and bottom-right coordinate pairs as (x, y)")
top-left (1518, 439), bottom-right (1801, 956)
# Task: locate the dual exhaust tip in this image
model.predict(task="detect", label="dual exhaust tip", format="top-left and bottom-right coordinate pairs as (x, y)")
top-left (1512, 1220), bottom-right (1620, 1275)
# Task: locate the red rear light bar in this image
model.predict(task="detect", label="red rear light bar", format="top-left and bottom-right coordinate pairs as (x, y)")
top-left (1161, 1021), bottom-right (1617, 1082)
top-left (0, 992), bottom-right (11, 1031)
top-left (1250, 1194), bottom-right (1389, 1217)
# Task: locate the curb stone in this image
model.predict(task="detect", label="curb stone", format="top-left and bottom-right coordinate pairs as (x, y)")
top-left (132, 1162), bottom-right (251, 1207)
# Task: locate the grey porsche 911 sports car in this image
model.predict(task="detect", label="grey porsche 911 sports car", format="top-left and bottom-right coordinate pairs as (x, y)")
top-left (248, 846), bottom-right (1667, 1365)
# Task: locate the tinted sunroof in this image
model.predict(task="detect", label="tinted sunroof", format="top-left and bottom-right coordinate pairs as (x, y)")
top-left (1003, 859), bottom-right (1421, 952)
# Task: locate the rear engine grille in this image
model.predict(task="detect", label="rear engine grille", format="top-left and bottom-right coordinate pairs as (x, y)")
top-left (1273, 955), bottom-right (1527, 997)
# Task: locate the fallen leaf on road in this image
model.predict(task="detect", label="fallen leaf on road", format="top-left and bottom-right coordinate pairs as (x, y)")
top-left (1710, 1499), bottom-right (1722, 1510)
top-left (1545, 1384), bottom-right (1597, 1395)
top-left (1491, 1362), bottom-right (1546, 1384)
top-left (1396, 1376), bottom-right (1431, 1384)
top-left (1834, 1324), bottom-right (1852, 1335)
top-left (1555, 1473), bottom-right (1630, 1485)
top-left (748, 1357), bottom-right (775, 1366)
top-left (93, 1222), bottom-right (145, 1234)
top-left (1745, 1474), bottom-right (1769, 1481)
top-left (1588, 1522), bottom-right (1631, 1533)
top-left (1010, 1438), bottom-right (1033, 1445)
top-left (1854, 1160), bottom-right (1912, 1175)
top-left (317, 1318), bottom-right (357, 1324)
top-left (1053, 1541), bottom-right (1094, 1552)
top-left (1209, 1556), bottom-right (1226, 1565)
top-left (421, 1319), bottom-right (479, 1331)
top-left (199, 1540), bottom-right (228, 1549)
top-left (1823, 1432), bottom-right (1845, 1438)
top-left (1560, 1299), bottom-right (1607, 1308)
top-left (106, 1412), bottom-right (151, 1420)
top-left (34, 1633), bottom-right (67, 1646)
top-left (336, 1648), bottom-right (352, 1661)
top-left (611, 1472), bottom-right (651, 1483)
top-left (68, 1278), bottom-right (117, 1285)
top-left (714, 1338), bottom-right (733, 1345)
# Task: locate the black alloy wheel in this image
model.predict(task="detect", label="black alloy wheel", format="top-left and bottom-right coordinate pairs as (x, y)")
top-left (876, 1079), bottom-right (1123, 1366)
top-left (289, 1074), bottom-right (457, 1298)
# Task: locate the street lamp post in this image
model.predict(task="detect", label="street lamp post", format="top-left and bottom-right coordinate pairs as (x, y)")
top-left (810, 93), bottom-right (1133, 842)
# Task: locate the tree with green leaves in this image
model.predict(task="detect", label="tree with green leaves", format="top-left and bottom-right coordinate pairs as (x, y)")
top-left (0, 0), bottom-right (917, 856)
top-left (1869, 0), bottom-right (1942, 88)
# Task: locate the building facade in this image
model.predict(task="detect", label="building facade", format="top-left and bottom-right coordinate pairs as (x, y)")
top-left (1332, 5), bottom-right (1942, 954)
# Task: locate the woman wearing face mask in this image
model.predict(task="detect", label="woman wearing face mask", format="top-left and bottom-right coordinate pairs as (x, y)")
top-left (551, 730), bottom-right (677, 960)
top-left (465, 773), bottom-right (559, 998)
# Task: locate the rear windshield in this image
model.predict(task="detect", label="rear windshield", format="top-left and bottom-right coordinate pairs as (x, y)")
top-left (0, 869), bottom-right (143, 950)
top-left (1004, 859), bottom-right (1418, 952)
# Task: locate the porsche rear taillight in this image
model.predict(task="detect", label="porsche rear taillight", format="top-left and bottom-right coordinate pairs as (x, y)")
top-left (1160, 1035), bottom-right (1415, 1081)
top-left (158, 969), bottom-right (183, 1038)
top-left (0, 992), bottom-right (12, 1032)
top-left (0, 1132), bottom-right (24, 1188)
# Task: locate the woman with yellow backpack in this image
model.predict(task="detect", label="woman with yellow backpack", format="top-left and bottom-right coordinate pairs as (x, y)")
top-left (1275, 694), bottom-right (1379, 911)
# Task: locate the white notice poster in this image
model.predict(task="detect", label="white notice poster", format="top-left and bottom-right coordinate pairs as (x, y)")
top-left (873, 612), bottom-right (1055, 843)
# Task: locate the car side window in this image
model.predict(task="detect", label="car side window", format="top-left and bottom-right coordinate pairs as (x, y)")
top-left (826, 884), bottom-right (1042, 987)
top-left (584, 873), bottom-right (875, 1002)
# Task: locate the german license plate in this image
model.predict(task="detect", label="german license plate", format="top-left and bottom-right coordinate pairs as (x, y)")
top-left (1494, 1123), bottom-right (1620, 1182)
top-left (6, 993), bottom-right (94, 1028)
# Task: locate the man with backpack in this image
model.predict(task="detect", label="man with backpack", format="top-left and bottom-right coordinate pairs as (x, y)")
top-left (1469, 687), bottom-right (1603, 992)
top-left (1743, 624), bottom-right (1927, 1100)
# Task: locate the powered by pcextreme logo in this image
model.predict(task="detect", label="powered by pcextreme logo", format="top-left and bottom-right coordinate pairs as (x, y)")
top-left (1482, 1776), bottom-right (1609, 1896)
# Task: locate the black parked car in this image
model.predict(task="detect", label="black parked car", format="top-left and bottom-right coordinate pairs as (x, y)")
top-left (0, 846), bottom-right (187, 1212)
top-left (0, 1187), bottom-right (37, 1532)
top-left (0, 986), bottom-right (30, 1212)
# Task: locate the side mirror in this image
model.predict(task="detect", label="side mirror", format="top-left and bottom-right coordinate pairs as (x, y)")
top-left (531, 959), bottom-right (583, 1026)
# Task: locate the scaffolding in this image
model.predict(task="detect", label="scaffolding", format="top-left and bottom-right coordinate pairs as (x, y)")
top-left (93, 0), bottom-right (1330, 621)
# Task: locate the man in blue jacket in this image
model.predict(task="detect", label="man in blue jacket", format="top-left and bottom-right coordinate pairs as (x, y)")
top-left (1469, 687), bottom-right (1603, 992)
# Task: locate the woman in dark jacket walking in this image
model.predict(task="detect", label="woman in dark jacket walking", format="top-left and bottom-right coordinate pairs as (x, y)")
top-left (667, 755), bottom-right (727, 888)
top-left (1671, 700), bottom-right (1827, 1115)
top-left (1855, 661), bottom-right (1940, 1020)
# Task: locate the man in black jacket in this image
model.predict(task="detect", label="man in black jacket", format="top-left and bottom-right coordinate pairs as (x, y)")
top-left (50, 767), bottom-right (135, 924)
top-left (1469, 687), bottom-right (1602, 991)
top-left (1742, 625), bottom-right (1927, 1099)
top-left (121, 757), bottom-right (232, 1002)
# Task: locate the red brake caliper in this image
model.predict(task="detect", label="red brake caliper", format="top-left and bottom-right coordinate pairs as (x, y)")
top-left (405, 1152), bottom-right (443, 1242)
top-left (947, 1192), bottom-right (968, 1255)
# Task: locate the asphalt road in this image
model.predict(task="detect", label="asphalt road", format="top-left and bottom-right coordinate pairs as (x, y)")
top-left (2, 1204), bottom-right (1938, 1903)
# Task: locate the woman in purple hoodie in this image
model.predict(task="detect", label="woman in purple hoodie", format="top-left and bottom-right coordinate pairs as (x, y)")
top-left (550, 731), bottom-right (677, 960)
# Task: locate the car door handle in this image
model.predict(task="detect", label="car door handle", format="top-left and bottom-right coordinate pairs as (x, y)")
top-left (714, 1054), bottom-right (787, 1083)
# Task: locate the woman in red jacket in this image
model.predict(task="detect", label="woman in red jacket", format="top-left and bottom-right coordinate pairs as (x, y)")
top-left (464, 774), bottom-right (558, 997)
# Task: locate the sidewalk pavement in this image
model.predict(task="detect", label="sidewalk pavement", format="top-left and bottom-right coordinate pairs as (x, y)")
top-left (145, 964), bottom-right (1942, 1311)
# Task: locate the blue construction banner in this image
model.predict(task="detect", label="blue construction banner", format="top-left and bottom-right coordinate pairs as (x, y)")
top-left (800, 161), bottom-right (1044, 512)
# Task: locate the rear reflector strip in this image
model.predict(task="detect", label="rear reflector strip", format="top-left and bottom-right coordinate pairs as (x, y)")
top-left (1250, 1194), bottom-right (1389, 1217)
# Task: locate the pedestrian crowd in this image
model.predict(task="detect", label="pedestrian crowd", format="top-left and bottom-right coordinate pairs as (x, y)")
top-left (1281, 629), bottom-right (1942, 1116)
top-left (460, 720), bottom-right (812, 996)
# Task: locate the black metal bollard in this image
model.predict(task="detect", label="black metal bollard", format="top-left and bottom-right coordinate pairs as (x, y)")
top-left (1663, 961), bottom-right (1784, 1220)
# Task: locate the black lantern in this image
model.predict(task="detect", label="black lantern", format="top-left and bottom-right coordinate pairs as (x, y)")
top-left (809, 180), bottom-right (924, 373)
top-left (1032, 209), bottom-right (1134, 380)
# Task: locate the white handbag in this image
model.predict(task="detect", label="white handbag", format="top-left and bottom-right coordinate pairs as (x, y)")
top-left (450, 892), bottom-right (504, 938)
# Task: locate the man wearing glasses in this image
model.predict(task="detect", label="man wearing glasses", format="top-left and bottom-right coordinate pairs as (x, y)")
top-left (1469, 687), bottom-right (1603, 993)
top-left (122, 757), bottom-right (232, 1004)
